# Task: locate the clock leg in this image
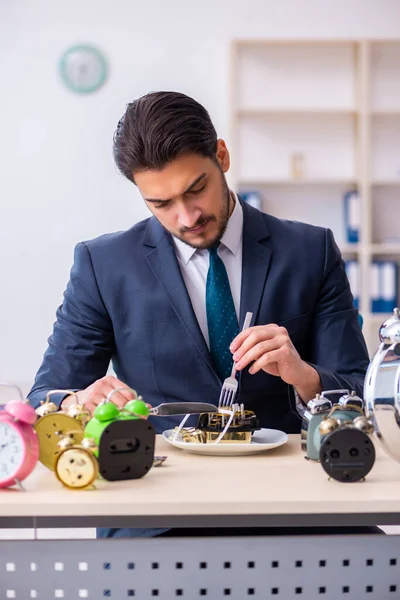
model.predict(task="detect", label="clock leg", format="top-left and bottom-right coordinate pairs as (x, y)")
top-left (14, 478), bottom-right (26, 491)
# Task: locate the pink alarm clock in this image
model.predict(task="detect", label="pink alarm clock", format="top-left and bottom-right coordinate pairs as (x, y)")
top-left (0, 399), bottom-right (39, 488)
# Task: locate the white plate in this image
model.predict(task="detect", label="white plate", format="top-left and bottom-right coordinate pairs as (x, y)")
top-left (162, 428), bottom-right (288, 456)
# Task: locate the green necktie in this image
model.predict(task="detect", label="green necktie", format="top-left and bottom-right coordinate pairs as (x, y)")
top-left (206, 246), bottom-right (239, 381)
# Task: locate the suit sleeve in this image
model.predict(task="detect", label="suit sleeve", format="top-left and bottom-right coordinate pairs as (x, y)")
top-left (28, 242), bottom-right (115, 409)
top-left (306, 228), bottom-right (370, 399)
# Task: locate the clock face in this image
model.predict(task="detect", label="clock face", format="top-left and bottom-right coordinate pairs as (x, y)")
top-left (59, 45), bottom-right (108, 94)
top-left (56, 448), bottom-right (98, 489)
top-left (0, 421), bottom-right (24, 481)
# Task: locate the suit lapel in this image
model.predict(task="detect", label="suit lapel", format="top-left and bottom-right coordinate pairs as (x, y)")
top-left (143, 219), bottom-right (220, 382)
top-left (239, 199), bottom-right (272, 327)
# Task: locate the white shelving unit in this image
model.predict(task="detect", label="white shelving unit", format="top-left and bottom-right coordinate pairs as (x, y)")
top-left (229, 39), bottom-right (400, 355)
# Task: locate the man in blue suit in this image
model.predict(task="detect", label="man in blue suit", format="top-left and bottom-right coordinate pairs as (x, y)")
top-left (28, 91), bottom-right (370, 536)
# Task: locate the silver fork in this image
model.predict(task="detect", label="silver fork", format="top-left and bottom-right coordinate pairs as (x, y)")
top-left (218, 311), bottom-right (253, 409)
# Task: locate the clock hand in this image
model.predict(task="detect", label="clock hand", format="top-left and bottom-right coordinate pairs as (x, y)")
top-left (0, 443), bottom-right (9, 450)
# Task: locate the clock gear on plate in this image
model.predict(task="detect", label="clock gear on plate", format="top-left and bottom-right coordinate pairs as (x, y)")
top-left (174, 403), bottom-right (260, 444)
top-left (0, 383), bottom-right (39, 489)
top-left (34, 390), bottom-right (90, 470)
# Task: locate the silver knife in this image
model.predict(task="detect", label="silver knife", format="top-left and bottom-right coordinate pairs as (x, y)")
top-left (149, 402), bottom-right (218, 416)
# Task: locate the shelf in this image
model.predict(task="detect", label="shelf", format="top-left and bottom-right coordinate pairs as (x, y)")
top-left (370, 244), bottom-right (400, 254)
top-left (371, 42), bottom-right (400, 117)
top-left (232, 38), bottom-right (400, 358)
top-left (338, 244), bottom-right (400, 255)
top-left (340, 244), bottom-right (360, 254)
top-left (235, 39), bottom-right (358, 47)
top-left (237, 108), bottom-right (357, 117)
top-left (372, 180), bottom-right (400, 186)
top-left (239, 179), bottom-right (399, 187)
top-left (367, 313), bottom-right (396, 324)
top-left (239, 179), bottom-right (357, 187)
top-left (371, 110), bottom-right (400, 116)
top-left (236, 42), bottom-right (355, 115)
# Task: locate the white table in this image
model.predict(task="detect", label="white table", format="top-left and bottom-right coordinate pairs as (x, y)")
top-left (1, 434), bottom-right (400, 599)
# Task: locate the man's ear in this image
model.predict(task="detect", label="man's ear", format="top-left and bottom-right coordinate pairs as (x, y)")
top-left (215, 139), bottom-right (230, 173)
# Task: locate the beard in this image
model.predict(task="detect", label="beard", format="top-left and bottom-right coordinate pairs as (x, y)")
top-left (175, 173), bottom-right (232, 250)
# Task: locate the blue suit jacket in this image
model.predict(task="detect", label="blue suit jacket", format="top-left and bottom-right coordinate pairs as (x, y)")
top-left (28, 200), bottom-right (369, 433)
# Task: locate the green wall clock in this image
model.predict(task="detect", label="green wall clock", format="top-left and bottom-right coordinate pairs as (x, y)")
top-left (59, 44), bottom-right (108, 94)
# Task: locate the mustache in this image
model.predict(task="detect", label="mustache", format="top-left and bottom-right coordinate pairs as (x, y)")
top-left (180, 216), bottom-right (215, 234)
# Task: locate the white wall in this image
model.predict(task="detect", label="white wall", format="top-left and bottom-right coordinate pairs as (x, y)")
top-left (1, 0), bottom-right (400, 389)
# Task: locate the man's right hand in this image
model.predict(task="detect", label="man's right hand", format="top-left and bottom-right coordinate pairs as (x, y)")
top-left (60, 375), bottom-right (137, 416)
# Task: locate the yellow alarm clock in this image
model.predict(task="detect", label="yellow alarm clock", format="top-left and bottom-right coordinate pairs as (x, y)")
top-left (34, 390), bottom-right (90, 470)
top-left (54, 434), bottom-right (98, 490)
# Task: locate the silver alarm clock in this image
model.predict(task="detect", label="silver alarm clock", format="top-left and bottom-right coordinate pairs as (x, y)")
top-left (364, 308), bottom-right (400, 463)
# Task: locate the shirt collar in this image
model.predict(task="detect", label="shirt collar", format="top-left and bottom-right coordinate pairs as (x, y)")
top-left (173, 193), bottom-right (243, 265)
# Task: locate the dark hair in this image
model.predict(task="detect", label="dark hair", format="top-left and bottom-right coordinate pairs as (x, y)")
top-left (113, 91), bottom-right (218, 183)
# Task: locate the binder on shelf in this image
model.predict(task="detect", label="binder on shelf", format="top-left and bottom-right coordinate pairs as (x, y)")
top-left (344, 260), bottom-right (360, 310)
top-left (380, 261), bottom-right (398, 313)
top-left (240, 190), bottom-right (262, 210)
top-left (343, 189), bottom-right (360, 244)
top-left (369, 261), bottom-right (398, 314)
top-left (370, 262), bottom-right (382, 313)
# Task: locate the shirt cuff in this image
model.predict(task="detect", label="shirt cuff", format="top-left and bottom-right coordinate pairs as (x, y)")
top-left (293, 387), bottom-right (307, 417)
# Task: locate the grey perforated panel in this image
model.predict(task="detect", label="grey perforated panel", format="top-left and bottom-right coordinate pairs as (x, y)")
top-left (1, 535), bottom-right (400, 599)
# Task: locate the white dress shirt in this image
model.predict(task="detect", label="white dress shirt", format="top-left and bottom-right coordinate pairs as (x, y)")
top-left (173, 194), bottom-right (243, 348)
top-left (172, 194), bottom-right (305, 415)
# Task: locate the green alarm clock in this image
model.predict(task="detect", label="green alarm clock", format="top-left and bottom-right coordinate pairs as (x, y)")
top-left (59, 44), bottom-right (108, 94)
top-left (84, 388), bottom-right (149, 455)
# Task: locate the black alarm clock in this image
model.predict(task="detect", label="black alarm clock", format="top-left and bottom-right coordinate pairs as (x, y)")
top-left (319, 416), bottom-right (375, 482)
top-left (98, 418), bottom-right (156, 481)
